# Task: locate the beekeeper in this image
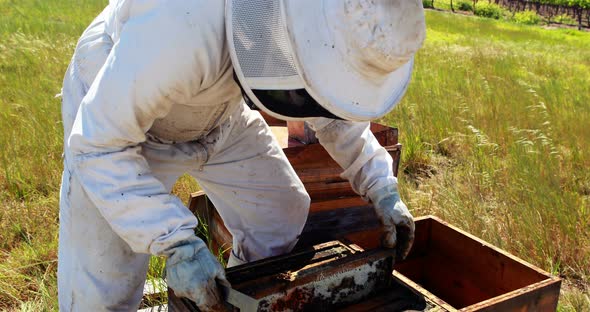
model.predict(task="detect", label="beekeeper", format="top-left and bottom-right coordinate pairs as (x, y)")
top-left (58, 0), bottom-right (426, 310)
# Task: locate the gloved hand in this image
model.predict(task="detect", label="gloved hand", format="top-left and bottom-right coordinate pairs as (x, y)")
top-left (369, 184), bottom-right (415, 260)
top-left (164, 236), bottom-right (229, 312)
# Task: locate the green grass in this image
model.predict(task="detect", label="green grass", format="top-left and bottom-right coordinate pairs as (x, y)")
top-left (382, 10), bottom-right (590, 310)
top-left (0, 1), bottom-right (108, 309)
top-left (0, 1), bottom-right (589, 310)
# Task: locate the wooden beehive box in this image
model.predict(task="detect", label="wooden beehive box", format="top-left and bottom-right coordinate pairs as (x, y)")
top-left (179, 121), bottom-right (561, 311)
top-left (189, 197), bottom-right (561, 311)
top-left (395, 215), bottom-right (561, 311)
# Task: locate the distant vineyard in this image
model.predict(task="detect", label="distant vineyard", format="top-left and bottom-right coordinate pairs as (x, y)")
top-left (496, 0), bottom-right (590, 28)
top-left (428, 0), bottom-right (590, 29)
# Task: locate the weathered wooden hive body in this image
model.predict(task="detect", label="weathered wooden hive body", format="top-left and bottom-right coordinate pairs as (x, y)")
top-left (170, 119), bottom-right (561, 311)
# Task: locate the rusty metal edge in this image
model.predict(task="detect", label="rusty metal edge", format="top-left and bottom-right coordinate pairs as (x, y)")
top-left (230, 247), bottom-right (395, 299)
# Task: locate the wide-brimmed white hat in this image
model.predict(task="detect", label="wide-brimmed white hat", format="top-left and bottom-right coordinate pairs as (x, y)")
top-left (226, 0), bottom-right (426, 122)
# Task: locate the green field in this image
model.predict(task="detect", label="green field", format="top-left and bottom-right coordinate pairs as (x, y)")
top-left (1, 0), bottom-right (589, 310)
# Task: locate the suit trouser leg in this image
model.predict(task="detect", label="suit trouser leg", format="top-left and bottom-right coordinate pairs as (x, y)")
top-left (191, 105), bottom-right (311, 263)
top-left (58, 167), bottom-right (152, 312)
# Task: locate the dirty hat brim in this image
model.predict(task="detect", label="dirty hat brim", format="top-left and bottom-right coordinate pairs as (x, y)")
top-left (227, 0), bottom-right (421, 122)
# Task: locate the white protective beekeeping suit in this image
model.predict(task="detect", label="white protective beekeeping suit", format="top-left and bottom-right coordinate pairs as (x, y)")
top-left (58, 0), bottom-right (425, 311)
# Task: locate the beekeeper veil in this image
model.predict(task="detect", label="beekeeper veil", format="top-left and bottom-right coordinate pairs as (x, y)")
top-left (227, 0), bottom-right (426, 122)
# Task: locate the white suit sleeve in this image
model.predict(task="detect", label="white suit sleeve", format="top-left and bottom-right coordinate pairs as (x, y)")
top-left (66, 3), bottom-right (217, 255)
top-left (308, 118), bottom-right (397, 201)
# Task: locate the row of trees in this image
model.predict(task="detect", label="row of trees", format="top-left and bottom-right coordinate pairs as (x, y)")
top-left (511, 0), bottom-right (588, 7)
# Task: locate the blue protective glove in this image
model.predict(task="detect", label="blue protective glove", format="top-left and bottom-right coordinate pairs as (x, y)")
top-left (370, 184), bottom-right (415, 260)
top-left (164, 236), bottom-right (230, 312)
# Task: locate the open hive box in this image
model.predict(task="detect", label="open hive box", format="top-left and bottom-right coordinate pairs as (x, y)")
top-left (170, 119), bottom-right (561, 311)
